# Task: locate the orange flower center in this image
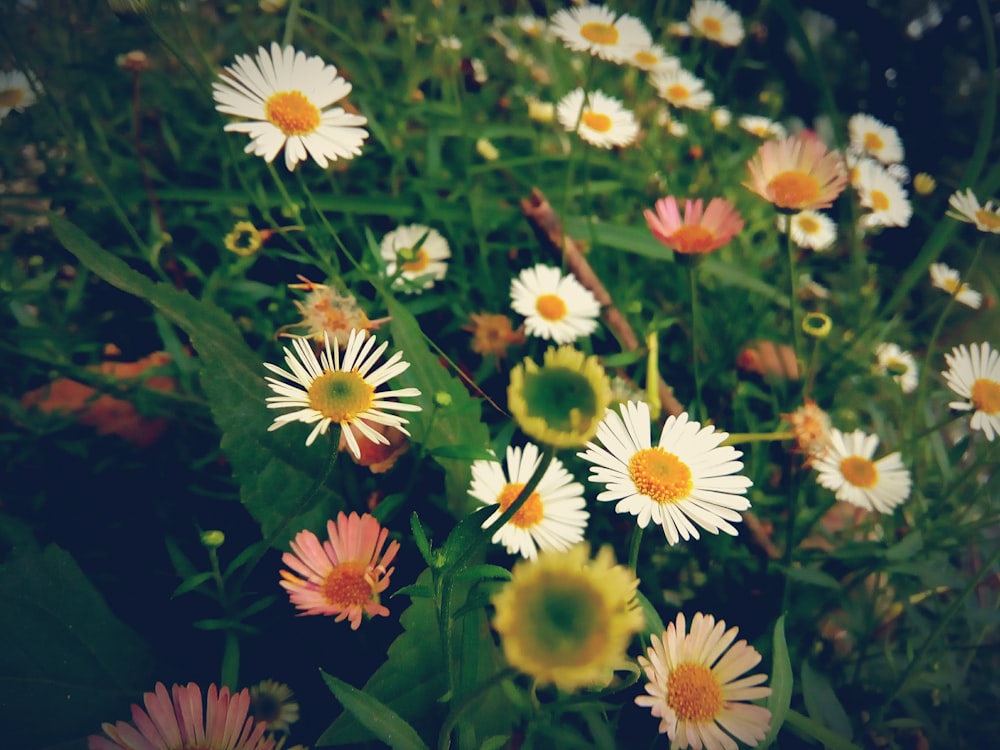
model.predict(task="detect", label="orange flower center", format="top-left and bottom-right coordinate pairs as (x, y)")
top-left (870, 190), bottom-right (890, 212)
top-left (863, 131), bottom-right (885, 152)
top-left (634, 50), bottom-right (658, 67)
top-left (628, 447), bottom-right (693, 504)
top-left (581, 110), bottom-right (612, 133)
top-left (401, 247), bottom-right (430, 272)
top-left (796, 215), bottom-right (820, 234)
top-left (666, 84), bottom-right (690, 102)
top-left (580, 21), bottom-right (619, 45)
top-left (767, 170), bottom-right (821, 209)
top-left (667, 663), bottom-right (723, 721)
top-left (496, 482), bottom-right (544, 528)
top-left (840, 456), bottom-right (878, 488)
top-left (668, 224), bottom-right (717, 254)
top-left (701, 17), bottom-right (723, 36)
top-left (321, 560), bottom-right (374, 608)
top-left (307, 370), bottom-right (374, 422)
top-left (536, 293), bottom-right (568, 321)
top-left (974, 208), bottom-right (1000, 231)
top-left (265, 90), bottom-right (321, 136)
top-left (0, 87), bottom-right (25, 108)
top-left (971, 378), bottom-right (1000, 415)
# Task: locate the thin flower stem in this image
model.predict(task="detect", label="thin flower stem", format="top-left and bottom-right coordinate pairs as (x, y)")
top-left (437, 667), bottom-right (518, 750)
top-left (779, 461), bottom-right (800, 613)
top-left (783, 214), bottom-right (802, 372)
top-left (627, 526), bottom-right (644, 574)
top-left (480, 447), bottom-right (556, 546)
top-left (804, 335), bottom-right (822, 398)
top-left (688, 263), bottom-right (704, 422)
top-left (208, 547), bottom-right (240, 690)
top-left (281, 0), bottom-right (302, 47)
top-left (723, 431), bottom-right (795, 445)
top-left (884, 543), bottom-right (1000, 710)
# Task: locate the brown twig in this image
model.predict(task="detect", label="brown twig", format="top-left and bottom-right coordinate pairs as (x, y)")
top-left (520, 187), bottom-right (685, 418)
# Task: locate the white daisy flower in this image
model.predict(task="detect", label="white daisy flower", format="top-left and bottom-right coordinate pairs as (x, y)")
top-left (848, 113), bottom-right (904, 165)
top-left (0, 69), bottom-right (40, 120)
top-left (510, 263), bottom-right (600, 344)
top-left (688, 0), bottom-right (745, 47)
top-left (469, 442), bottom-right (589, 559)
top-left (636, 612), bottom-right (772, 750)
top-left (776, 210), bottom-right (837, 251)
top-left (947, 188), bottom-right (1000, 234)
top-left (942, 342), bottom-right (1000, 441)
top-left (710, 107), bottom-right (732, 130)
top-left (652, 67), bottom-right (714, 111)
top-left (549, 5), bottom-right (652, 63)
top-left (738, 115), bottom-right (787, 139)
top-left (929, 262), bottom-right (982, 309)
top-left (212, 43), bottom-right (369, 171)
top-left (264, 330), bottom-right (422, 458)
top-left (578, 401), bottom-right (752, 546)
top-left (556, 88), bottom-right (639, 149)
top-left (667, 21), bottom-right (693, 38)
top-left (625, 44), bottom-right (681, 73)
top-left (855, 159), bottom-right (912, 228)
top-left (813, 429), bottom-right (912, 512)
top-left (515, 15), bottom-right (546, 38)
top-left (380, 224), bottom-right (451, 293)
top-left (874, 342), bottom-right (919, 394)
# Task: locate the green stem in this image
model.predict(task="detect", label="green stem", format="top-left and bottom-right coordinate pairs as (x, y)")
top-left (884, 543), bottom-right (1000, 708)
top-left (208, 547), bottom-right (240, 689)
top-left (688, 263), bottom-right (704, 421)
top-left (780, 461), bottom-right (800, 613)
top-left (437, 668), bottom-right (517, 750)
top-left (281, 0), bottom-right (302, 47)
top-left (783, 214), bottom-right (802, 373)
top-left (723, 430), bottom-right (795, 445)
top-left (627, 526), bottom-right (644, 574)
top-left (480, 447), bottom-right (556, 552)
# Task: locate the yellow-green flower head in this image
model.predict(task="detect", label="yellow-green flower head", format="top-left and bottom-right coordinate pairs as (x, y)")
top-left (491, 543), bottom-right (644, 692)
top-left (802, 311), bottom-right (832, 339)
top-left (508, 345), bottom-right (611, 448)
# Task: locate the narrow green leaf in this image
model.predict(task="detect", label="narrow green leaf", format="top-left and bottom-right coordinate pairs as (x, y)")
top-left (455, 564), bottom-right (511, 583)
top-left (172, 571), bottom-right (214, 598)
top-left (801, 661), bottom-right (853, 741)
top-left (411, 512), bottom-right (434, 567)
top-left (783, 565), bottom-right (842, 589)
top-left (762, 615), bottom-right (792, 748)
top-left (785, 709), bottom-right (863, 750)
top-left (321, 671), bottom-right (429, 750)
top-left (429, 444), bottom-right (498, 462)
top-left (885, 531), bottom-right (924, 562)
top-left (635, 590), bottom-right (666, 642)
top-left (563, 216), bottom-right (671, 260)
top-left (392, 584), bottom-right (434, 599)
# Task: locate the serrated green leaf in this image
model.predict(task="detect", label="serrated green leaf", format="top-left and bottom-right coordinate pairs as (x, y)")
top-left (454, 564), bottom-right (511, 583)
top-left (321, 671), bottom-right (429, 750)
top-left (411, 512), bottom-right (434, 566)
top-left (0, 545), bottom-right (157, 749)
top-left (50, 215), bottom-right (342, 548)
top-left (801, 661), bottom-right (853, 741)
top-left (761, 614), bottom-right (792, 748)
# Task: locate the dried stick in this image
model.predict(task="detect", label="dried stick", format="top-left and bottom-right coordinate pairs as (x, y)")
top-left (520, 187), bottom-right (685, 418)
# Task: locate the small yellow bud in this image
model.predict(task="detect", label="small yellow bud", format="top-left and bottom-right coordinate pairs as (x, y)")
top-left (475, 138), bottom-right (499, 162)
top-left (913, 172), bottom-right (936, 195)
top-left (200, 530), bottom-right (225, 549)
top-left (434, 391), bottom-right (453, 407)
top-left (802, 312), bottom-right (832, 339)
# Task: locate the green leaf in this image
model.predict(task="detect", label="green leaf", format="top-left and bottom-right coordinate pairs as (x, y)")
top-left (801, 661), bottom-right (853, 741)
top-left (172, 571), bottom-right (214, 598)
top-left (563, 216), bottom-right (671, 260)
top-left (321, 671), bottom-right (429, 750)
top-left (785, 709), bottom-right (864, 750)
top-left (783, 565), bottom-right (842, 589)
top-left (0, 545), bottom-right (157, 749)
top-left (50, 215), bottom-right (342, 548)
top-left (454, 563), bottom-right (512, 583)
top-left (382, 296), bottom-right (491, 517)
top-left (635, 590), bottom-right (666, 642)
top-left (410, 512), bottom-right (435, 567)
top-left (761, 614), bottom-right (792, 748)
top-left (885, 531), bottom-right (924, 562)
top-left (429, 444), bottom-right (498, 462)
top-left (318, 569), bottom-right (448, 745)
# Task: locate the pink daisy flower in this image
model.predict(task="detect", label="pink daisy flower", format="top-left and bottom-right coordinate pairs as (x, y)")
top-left (88, 682), bottom-right (274, 750)
top-left (744, 133), bottom-right (848, 211)
top-left (645, 196), bottom-right (744, 255)
top-left (280, 511), bottom-right (400, 629)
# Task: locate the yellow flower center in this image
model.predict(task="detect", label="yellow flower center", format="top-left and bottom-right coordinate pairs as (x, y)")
top-left (870, 190), bottom-right (890, 212)
top-left (941, 277), bottom-right (960, 294)
top-left (752, 125), bottom-right (771, 137)
top-left (667, 662), bottom-right (723, 722)
top-left (796, 216), bottom-right (820, 234)
top-left (863, 131), bottom-right (885, 152)
top-left (400, 247), bottom-right (430, 272)
top-left (767, 170), bottom-right (821, 209)
top-left (496, 482), bottom-right (544, 528)
top-left (701, 17), bottom-right (723, 36)
top-left (307, 370), bottom-right (374, 422)
top-left (666, 84), bottom-right (690, 102)
top-left (971, 378), bottom-right (1000, 415)
top-left (628, 447), bottom-right (693, 503)
top-left (581, 110), bottom-right (612, 133)
top-left (0, 87), bottom-right (25, 108)
top-left (840, 456), bottom-right (878, 488)
top-left (668, 224), bottom-right (717, 254)
top-left (974, 208), bottom-right (1000, 231)
top-left (634, 50), bottom-right (658, 67)
top-left (536, 293), bottom-right (568, 321)
top-left (580, 21), bottom-right (619, 46)
top-left (265, 90), bottom-right (321, 136)
top-left (321, 560), bottom-right (374, 608)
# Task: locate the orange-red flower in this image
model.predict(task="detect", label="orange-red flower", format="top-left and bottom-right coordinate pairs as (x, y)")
top-left (644, 196), bottom-right (744, 254)
top-left (744, 134), bottom-right (848, 211)
top-left (280, 512), bottom-right (400, 629)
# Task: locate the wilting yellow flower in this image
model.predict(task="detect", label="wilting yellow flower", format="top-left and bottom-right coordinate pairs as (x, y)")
top-left (224, 221), bottom-right (271, 257)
